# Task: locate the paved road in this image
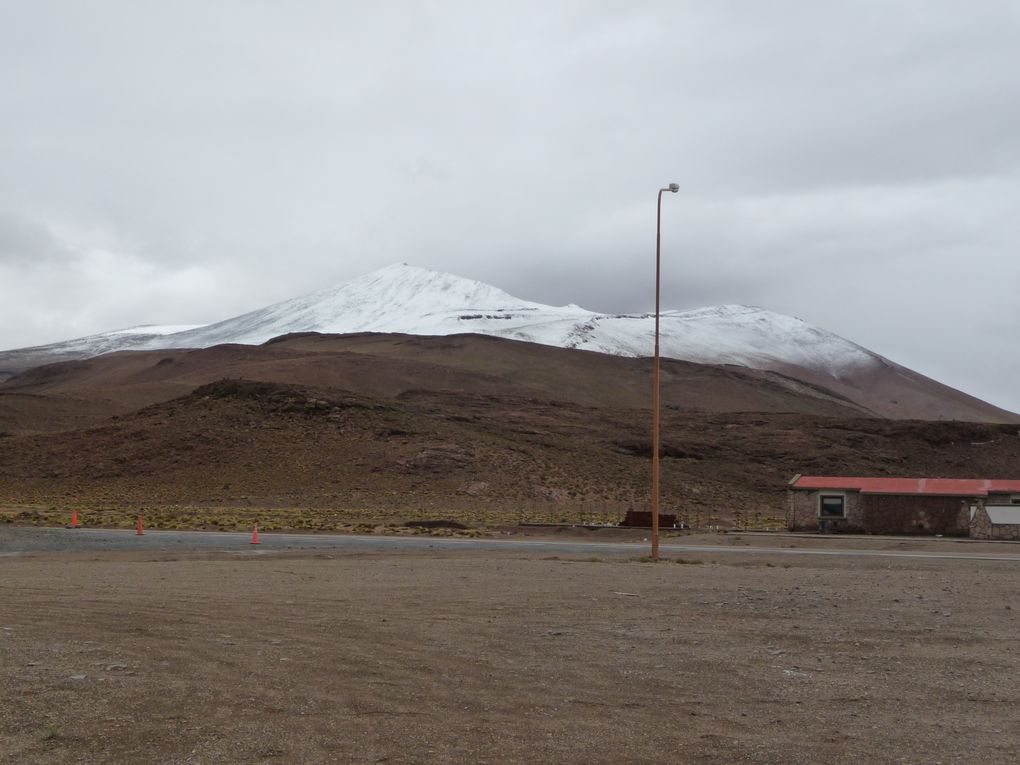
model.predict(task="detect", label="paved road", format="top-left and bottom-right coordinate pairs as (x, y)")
top-left (3, 527), bottom-right (1020, 562)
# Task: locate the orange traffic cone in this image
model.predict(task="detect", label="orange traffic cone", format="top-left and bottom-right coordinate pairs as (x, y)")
top-left (136, 515), bottom-right (145, 535)
top-left (71, 510), bottom-right (80, 529)
top-left (251, 522), bottom-right (260, 545)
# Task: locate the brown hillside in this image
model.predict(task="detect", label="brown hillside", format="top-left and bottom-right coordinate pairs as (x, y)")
top-left (2, 333), bottom-right (1017, 525)
top-left (1, 377), bottom-right (1018, 522)
top-left (4, 329), bottom-right (1017, 424)
top-left (0, 332), bottom-right (875, 435)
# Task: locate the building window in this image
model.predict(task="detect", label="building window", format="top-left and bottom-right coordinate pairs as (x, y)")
top-left (1011, 495), bottom-right (1020, 506)
top-left (818, 494), bottom-right (846, 519)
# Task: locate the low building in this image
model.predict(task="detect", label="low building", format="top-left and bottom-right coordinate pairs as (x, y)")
top-left (787, 476), bottom-right (1020, 539)
top-left (970, 504), bottom-right (1020, 540)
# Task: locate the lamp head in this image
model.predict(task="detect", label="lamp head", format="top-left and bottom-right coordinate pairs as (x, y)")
top-left (668, 183), bottom-right (679, 193)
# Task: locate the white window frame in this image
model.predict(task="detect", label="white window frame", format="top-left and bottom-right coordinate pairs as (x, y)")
top-left (817, 492), bottom-right (847, 519)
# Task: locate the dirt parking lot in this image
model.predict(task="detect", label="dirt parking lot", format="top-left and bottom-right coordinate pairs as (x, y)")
top-left (2, 539), bottom-right (1019, 764)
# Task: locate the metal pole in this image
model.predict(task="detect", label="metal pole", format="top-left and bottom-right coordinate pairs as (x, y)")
top-left (653, 189), bottom-right (664, 561)
top-left (653, 183), bottom-right (678, 562)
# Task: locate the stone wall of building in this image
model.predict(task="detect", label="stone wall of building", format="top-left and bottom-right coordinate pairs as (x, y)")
top-left (861, 494), bottom-right (969, 536)
top-left (970, 504), bottom-right (1020, 540)
top-left (788, 490), bottom-right (975, 535)
top-left (787, 490), bottom-right (863, 532)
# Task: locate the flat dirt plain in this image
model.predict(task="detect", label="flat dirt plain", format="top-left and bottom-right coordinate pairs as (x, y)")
top-left (3, 530), bottom-right (1020, 764)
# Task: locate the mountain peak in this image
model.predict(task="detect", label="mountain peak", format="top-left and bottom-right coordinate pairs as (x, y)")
top-left (336, 263), bottom-right (539, 312)
top-left (2, 263), bottom-right (1016, 421)
top-left (2, 264), bottom-right (875, 379)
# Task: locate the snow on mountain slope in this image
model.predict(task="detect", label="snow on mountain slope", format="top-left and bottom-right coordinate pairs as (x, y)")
top-left (0, 264), bottom-right (882, 383)
top-left (504, 306), bottom-right (876, 380)
top-left (0, 324), bottom-right (206, 379)
top-left (135, 264), bottom-right (876, 382)
top-left (109, 325), bottom-right (204, 337)
top-left (154, 263), bottom-right (594, 349)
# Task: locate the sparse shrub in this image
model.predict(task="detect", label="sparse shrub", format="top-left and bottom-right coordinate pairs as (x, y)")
top-left (37, 726), bottom-right (60, 742)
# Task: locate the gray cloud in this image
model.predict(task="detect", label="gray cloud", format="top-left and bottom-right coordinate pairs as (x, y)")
top-left (0, 1), bottom-right (1018, 411)
top-left (0, 210), bottom-right (70, 265)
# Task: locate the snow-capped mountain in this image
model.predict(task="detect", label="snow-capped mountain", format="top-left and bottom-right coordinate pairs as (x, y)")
top-left (144, 263), bottom-right (595, 350)
top-left (0, 263), bottom-right (887, 381)
top-left (0, 324), bottom-right (205, 380)
top-left (29, 324), bottom-right (202, 356)
top-left (1, 263), bottom-right (1015, 420)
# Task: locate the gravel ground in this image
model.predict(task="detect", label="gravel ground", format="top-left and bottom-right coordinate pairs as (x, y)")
top-left (2, 537), bottom-right (1019, 763)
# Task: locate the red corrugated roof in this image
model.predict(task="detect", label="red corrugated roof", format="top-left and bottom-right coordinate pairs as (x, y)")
top-left (790, 476), bottom-right (1020, 496)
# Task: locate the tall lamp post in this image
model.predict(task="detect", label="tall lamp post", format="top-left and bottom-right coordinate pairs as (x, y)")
top-left (652, 183), bottom-right (680, 561)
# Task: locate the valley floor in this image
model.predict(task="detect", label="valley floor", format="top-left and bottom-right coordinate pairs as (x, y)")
top-left (2, 538), bottom-right (1019, 763)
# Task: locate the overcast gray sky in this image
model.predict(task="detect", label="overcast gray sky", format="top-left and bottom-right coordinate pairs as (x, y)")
top-left (1, 1), bottom-right (1018, 412)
